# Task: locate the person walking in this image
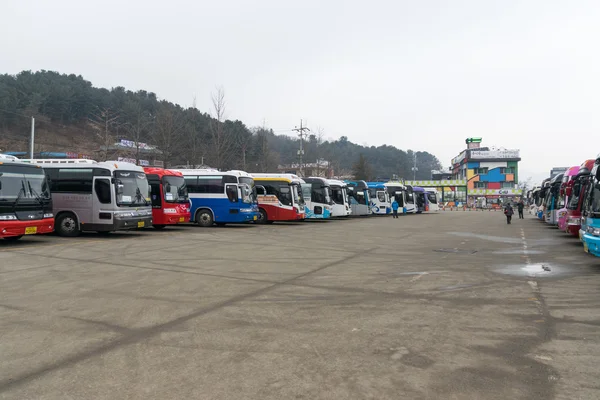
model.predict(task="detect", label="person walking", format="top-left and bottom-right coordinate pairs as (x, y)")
top-left (517, 200), bottom-right (525, 219)
top-left (504, 202), bottom-right (514, 224)
top-left (391, 199), bottom-right (399, 218)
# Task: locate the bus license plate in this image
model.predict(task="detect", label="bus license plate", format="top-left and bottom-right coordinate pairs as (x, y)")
top-left (179, 217), bottom-right (185, 222)
top-left (25, 227), bottom-right (37, 235)
top-left (137, 221), bottom-right (145, 228)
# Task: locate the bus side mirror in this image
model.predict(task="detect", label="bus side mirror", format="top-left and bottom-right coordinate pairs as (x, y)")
top-left (596, 169), bottom-right (600, 180)
top-left (226, 184), bottom-right (238, 202)
top-left (566, 187), bottom-right (572, 197)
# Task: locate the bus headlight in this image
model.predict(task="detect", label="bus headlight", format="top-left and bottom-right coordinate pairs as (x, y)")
top-left (114, 212), bottom-right (134, 219)
top-left (0, 214), bottom-right (17, 220)
top-left (587, 226), bottom-right (600, 237)
top-left (567, 217), bottom-right (581, 225)
top-left (43, 213), bottom-right (54, 218)
top-left (239, 208), bottom-right (254, 213)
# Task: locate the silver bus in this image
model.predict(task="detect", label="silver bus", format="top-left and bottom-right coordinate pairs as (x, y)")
top-left (22, 159), bottom-right (152, 236)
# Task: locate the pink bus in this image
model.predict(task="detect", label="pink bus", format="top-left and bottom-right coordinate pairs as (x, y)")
top-left (557, 166), bottom-right (580, 231)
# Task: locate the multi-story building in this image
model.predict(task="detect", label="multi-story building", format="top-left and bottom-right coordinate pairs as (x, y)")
top-left (451, 138), bottom-right (522, 205)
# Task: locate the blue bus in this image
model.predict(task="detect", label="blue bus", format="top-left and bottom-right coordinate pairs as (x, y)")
top-left (175, 169), bottom-right (259, 226)
top-left (581, 155), bottom-right (600, 257)
top-left (366, 182), bottom-right (390, 215)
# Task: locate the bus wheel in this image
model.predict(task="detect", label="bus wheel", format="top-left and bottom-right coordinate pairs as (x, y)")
top-left (256, 209), bottom-right (268, 224)
top-left (196, 209), bottom-right (214, 227)
top-left (3, 235), bottom-right (23, 241)
top-left (153, 224), bottom-right (166, 230)
top-left (56, 213), bottom-right (81, 237)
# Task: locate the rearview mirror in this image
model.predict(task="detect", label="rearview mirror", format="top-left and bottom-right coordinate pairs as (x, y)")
top-left (566, 187), bottom-right (572, 197)
top-left (596, 168), bottom-right (600, 180)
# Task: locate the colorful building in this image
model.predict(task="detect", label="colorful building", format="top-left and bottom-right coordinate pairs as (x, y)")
top-left (451, 138), bottom-right (522, 205)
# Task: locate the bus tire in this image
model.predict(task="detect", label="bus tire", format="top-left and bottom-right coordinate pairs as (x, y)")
top-left (153, 224), bottom-right (166, 230)
top-left (195, 209), bottom-right (214, 227)
top-left (56, 213), bottom-right (81, 237)
top-left (256, 208), bottom-right (268, 224)
top-left (3, 235), bottom-right (23, 241)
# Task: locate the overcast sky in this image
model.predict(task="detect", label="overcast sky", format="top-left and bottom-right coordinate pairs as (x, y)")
top-left (2, 0), bottom-right (599, 183)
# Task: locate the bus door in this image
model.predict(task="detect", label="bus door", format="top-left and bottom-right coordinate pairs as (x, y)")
top-left (93, 175), bottom-right (113, 226)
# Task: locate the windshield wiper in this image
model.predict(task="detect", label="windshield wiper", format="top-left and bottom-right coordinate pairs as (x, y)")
top-left (27, 181), bottom-right (46, 208)
top-left (135, 187), bottom-right (149, 206)
top-left (12, 181), bottom-right (26, 213)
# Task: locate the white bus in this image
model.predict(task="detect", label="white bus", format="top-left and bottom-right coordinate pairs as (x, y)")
top-left (22, 159), bottom-right (153, 236)
top-left (425, 189), bottom-right (440, 212)
top-left (302, 177), bottom-right (333, 219)
top-left (328, 179), bottom-right (351, 217)
top-left (384, 182), bottom-right (416, 214)
top-left (174, 169), bottom-right (259, 226)
top-left (345, 180), bottom-right (371, 216)
top-left (367, 182), bottom-right (390, 215)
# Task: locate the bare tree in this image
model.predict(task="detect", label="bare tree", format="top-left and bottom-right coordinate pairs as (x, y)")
top-left (208, 87), bottom-right (235, 170)
top-left (123, 101), bottom-right (154, 164)
top-left (151, 102), bottom-right (185, 167)
top-left (88, 107), bottom-right (119, 161)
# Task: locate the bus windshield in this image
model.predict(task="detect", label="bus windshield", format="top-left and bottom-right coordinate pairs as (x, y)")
top-left (591, 181), bottom-right (600, 215)
top-left (239, 177), bottom-right (256, 204)
top-left (0, 166), bottom-right (50, 202)
top-left (331, 187), bottom-right (345, 205)
top-left (162, 175), bottom-right (188, 203)
top-left (292, 183), bottom-right (304, 207)
top-left (567, 182), bottom-right (582, 210)
top-left (115, 171), bottom-right (150, 207)
top-left (427, 192), bottom-right (437, 204)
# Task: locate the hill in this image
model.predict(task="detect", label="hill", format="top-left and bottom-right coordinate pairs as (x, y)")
top-left (0, 70), bottom-right (441, 179)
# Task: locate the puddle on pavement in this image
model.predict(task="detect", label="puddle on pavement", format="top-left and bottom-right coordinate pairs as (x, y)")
top-left (493, 248), bottom-right (545, 255)
top-left (492, 263), bottom-right (565, 277)
top-left (448, 232), bottom-right (558, 246)
top-left (433, 248), bottom-right (478, 254)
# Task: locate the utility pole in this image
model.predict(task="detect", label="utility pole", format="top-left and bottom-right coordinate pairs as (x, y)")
top-left (411, 152), bottom-right (418, 181)
top-left (292, 119), bottom-right (310, 176)
top-left (29, 117), bottom-right (35, 159)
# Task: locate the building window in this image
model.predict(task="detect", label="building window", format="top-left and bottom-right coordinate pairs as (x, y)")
top-left (476, 168), bottom-right (488, 175)
top-left (500, 167), bottom-right (515, 174)
top-left (501, 182), bottom-right (514, 189)
top-left (474, 182), bottom-right (487, 189)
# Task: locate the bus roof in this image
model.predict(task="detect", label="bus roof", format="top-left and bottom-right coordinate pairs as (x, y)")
top-left (252, 173), bottom-right (304, 184)
top-left (21, 158), bottom-right (145, 172)
top-left (143, 167), bottom-right (184, 177)
top-left (412, 186), bottom-right (425, 192)
top-left (174, 169), bottom-right (253, 178)
top-left (304, 177), bottom-right (330, 186)
top-left (0, 154), bottom-right (45, 169)
top-left (327, 179), bottom-right (347, 187)
top-left (366, 182), bottom-right (386, 189)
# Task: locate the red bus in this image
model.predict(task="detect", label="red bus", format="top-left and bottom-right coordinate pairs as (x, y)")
top-left (144, 167), bottom-right (190, 229)
top-left (252, 174), bottom-right (306, 223)
top-left (0, 155), bottom-right (54, 240)
top-left (562, 159), bottom-right (595, 237)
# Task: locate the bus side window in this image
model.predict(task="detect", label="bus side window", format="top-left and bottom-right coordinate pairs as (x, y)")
top-left (226, 184), bottom-right (238, 202)
top-left (150, 182), bottom-right (161, 207)
top-left (255, 185), bottom-right (266, 196)
top-left (94, 178), bottom-right (111, 204)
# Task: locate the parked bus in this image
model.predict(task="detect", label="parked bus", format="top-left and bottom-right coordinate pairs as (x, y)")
top-left (175, 169), bottom-right (259, 227)
top-left (302, 177), bottom-right (332, 219)
top-left (252, 173), bottom-right (306, 223)
top-left (425, 189), bottom-right (440, 212)
top-left (367, 182), bottom-right (390, 215)
top-left (528, 186), bottom-right (541, 215)
top-left (345, 180), bottom-right (371, 216)
top-left (557, 165), bottom-right (580, 232)
top-left (144, 167), bottom-right (191, 229)
top-left (562, 160), bottom-right (595, 236)
top-left (0, 154), bottom-right (54, 240)
top-left (580, 154), bottom-right (600, 257)
top-left (537, 178), bottom-right (552, 220)
top-left (23, 159), bottom-right (152, 236)
top-left (545, 173), bottom-right (564, 225)
top-left (413, 186), bottom-right (426, 213)
top-left (384, 182), bottom-right (416, 214)
top-left (328, 179), bottom-right (351, 217)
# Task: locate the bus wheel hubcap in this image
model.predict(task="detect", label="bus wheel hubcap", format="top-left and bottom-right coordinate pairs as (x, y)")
top-left (62, 218), bottom-right (75, 231)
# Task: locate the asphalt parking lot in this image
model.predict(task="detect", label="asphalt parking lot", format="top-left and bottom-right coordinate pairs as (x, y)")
top-left (1, 211), bottom-right (600, 400)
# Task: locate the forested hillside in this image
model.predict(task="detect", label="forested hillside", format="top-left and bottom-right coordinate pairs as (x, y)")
top-left (0, 70), bottom-right (441, 179)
